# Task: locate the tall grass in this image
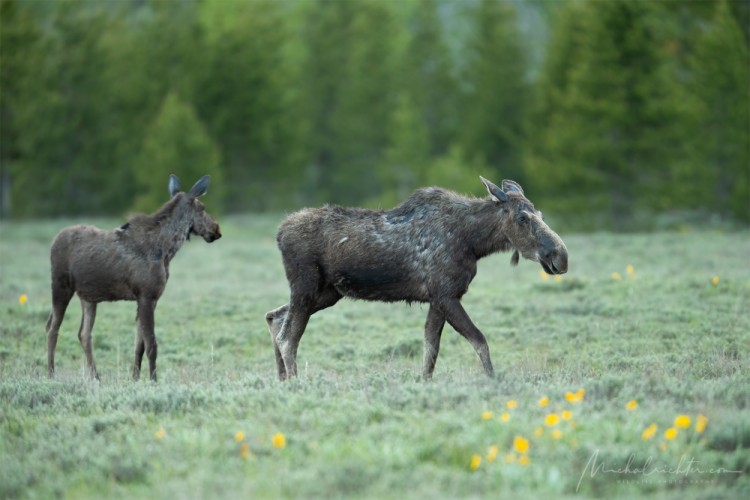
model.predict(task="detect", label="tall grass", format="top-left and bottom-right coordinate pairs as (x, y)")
top-left (1, 216), bottom-right (748, 498)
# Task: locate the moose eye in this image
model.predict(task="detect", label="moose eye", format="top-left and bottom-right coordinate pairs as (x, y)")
top-left (517, 213), bottom-right (527, 224)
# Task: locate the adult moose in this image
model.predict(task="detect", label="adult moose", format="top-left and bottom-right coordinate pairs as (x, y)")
top-left (266, 176), bottom-right (568, 380)
top-left (46, 175), bottom-right (221, 381)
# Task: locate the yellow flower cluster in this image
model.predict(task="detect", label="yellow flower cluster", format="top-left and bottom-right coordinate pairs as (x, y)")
top-left (470, 392), bottom-right (712, 473)
top-left (229, 430), bottom-right (288, 459)
top-left (564, 388), bottom-right (585, 404)
top-left (612, 264), bottom-right (637, 282)
top-left (471, 389), bottom-right (584, 470)
top-left (640, 414), bottom-right (708, 446)
top-left (539, 270), bottom-right (563, 283)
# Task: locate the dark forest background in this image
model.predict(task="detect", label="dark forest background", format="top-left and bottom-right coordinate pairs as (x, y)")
top-left (1, 0), bottom-right (748, 230)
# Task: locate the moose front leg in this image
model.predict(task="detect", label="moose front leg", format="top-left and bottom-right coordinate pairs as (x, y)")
top-left (133, 332), bottom-right (145, 381)
top-left (136, 298), bottom-right (158, 382)
top-left (438, 299), bottom-right (495, 378)
top-left (423, 304), bottom-right (446, 380)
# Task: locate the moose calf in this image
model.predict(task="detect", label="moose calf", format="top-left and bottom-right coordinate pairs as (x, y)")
top-left (46, 175), bottom-right (221, 381)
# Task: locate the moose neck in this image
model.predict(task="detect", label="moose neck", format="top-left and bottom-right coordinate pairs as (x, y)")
top-left (139, 197), bottom-right (192, 265)
top-left (460, 198), bottom-right (513, 260)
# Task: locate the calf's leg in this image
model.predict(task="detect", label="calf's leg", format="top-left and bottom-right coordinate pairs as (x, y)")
top-left (437, 298), bottom-right (495, 378)
top-left (136, 298), bottom-right (158, 382)
top-left (77, 298), bottom-right (99, 380)
top-left (423, 304), bottom-right (446, 379)
top-left (47, 282), bottom-right (74, 378)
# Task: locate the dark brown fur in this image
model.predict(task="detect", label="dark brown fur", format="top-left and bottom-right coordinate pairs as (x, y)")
top-left (46, 175), bottom-right (221, 381)
top-left (266, 177), bottom-right (568, 380)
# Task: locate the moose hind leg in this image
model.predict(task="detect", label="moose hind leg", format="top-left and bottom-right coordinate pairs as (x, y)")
top-left (266, 304), bottom-right (289, 380)
top-left (47, 282), bottom-right (74, 378)
top-left (77, 298), bottom-right (100, 380)
top-left (438, 299), bottom-right (495, 378)
top-left (423, 305), bottom-right (446, 380)
top-left (277, 287), bottom-right (342, 379)
top-left (276, 302), bottom-right (310, 379)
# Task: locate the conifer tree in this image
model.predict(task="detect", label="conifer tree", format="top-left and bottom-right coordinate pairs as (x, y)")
top-left (132, 94), bottom-right (223, 213)
top-left (461, 0), bottom-right (527, 183)
top-left (688, 0), bottom-right (749, 221)
top-left (526, 0), bottom-right (685, 228)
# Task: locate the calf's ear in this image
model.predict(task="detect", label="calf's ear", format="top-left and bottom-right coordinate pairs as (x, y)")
top-left (168, 174), bottom-right (182, 197)
top-left (480, 176), bottom-right (508, 202)
top-left (187, 175), bottom-right (211, 198)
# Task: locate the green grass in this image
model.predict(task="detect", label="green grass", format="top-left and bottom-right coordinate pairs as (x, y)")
top-left (1, 215), bottom-right (748, 499)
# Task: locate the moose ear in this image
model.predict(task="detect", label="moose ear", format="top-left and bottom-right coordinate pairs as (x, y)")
top-left (480, 175), bottom-right (508, 202)
top-left (187, 175), bottom-right (211, 198)
top-left (168, 174), bottom-right (181, 197)
top-left (502, 179), bottom-right (524, 195)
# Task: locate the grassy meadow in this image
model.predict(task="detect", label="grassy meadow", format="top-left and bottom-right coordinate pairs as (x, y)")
top-left (0, 215), bottom-right (748, 499)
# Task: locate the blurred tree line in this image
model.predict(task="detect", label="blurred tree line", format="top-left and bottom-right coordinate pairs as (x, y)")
top-left (1, 0), bottom-right (747, 229)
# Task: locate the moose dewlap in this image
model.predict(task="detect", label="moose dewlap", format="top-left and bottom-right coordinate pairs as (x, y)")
top-left (266, 176), bottom-right (568, 380)
top-left (46, 174), bottom-right (221, 382)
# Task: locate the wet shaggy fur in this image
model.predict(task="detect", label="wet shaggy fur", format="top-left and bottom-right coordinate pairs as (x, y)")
top-left (266, 177), bottom-right (568, 380)
top-left (46, 175), bottom-right (221, 381)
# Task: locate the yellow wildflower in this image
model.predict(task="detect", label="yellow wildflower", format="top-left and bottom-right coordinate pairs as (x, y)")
top-left (487, 445), bottom-right (499, 463)
top-left (561, 410), bottom-right (573, 420)
top-left (534, 427), bottom-right (544, 437)
top-left (695, 414), bottom-right (709, 434)
top-left (612, 272), bottom-right (622, 281)
top-left (469, 454), bottom-right (481, 471)
top-left (540, 269), bottom-right (550, 281)
top-left (664, 427), bottom-right (678, 440)
top-left (674, 415), bottom-right (691, 429)
top-left (553, 276), bottom-right (562, 283)
top-left (538, 396), bottom-right (549, 407)
top-left (518, 455), bottom-right (530, 466)
top-left (505, 453), bottom-right (516, 464)
top-left (272, 432), bottom-right (286, 449)
top-left (641, 423), bottom-right (657, 441)
top-left (506, 400), bottom-right (518, 410)
top-left (234, 431), bottom-right (245, 442)
top-left (240, 443), bottom-right (250, 459)
top-left (626, 264), bottom-right (635, 276)
top-left (712, 276), bottom-right (719, 286)
top-left (544, 413), bottom-right (560, 427)
top-left (19, 294), bottom-right (28, 305)
top-left (626, 400), bottom-right (638, 411)
top-left (551, 429), bottom-right (563, 440)
top-left (481, 411), bottom-right (494, 421)
top-left (564, 391), bottom-right (583, 404)
top-left (155, 427), bottom-right (165, 440)
top-left (499, 412), bottom-right (511, 423)
top-left (513, 436), bottom-right (529, 455)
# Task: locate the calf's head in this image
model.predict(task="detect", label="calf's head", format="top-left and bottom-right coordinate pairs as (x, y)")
top-left (481, 176), bottom-right (567, 275)
top-left (168, 174), bottom-right (222, 243)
